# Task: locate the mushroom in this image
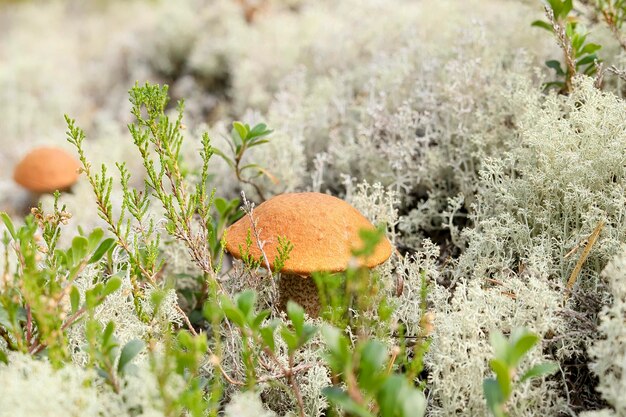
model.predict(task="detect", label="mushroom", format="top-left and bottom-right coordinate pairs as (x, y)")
top-left (225, 192), bottom-right (393, 316)
top-left (13, 147), bottom-right (81, 211)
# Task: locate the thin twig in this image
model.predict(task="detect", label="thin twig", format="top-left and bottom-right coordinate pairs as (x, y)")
top-left (565, 220), bottom-right (605, 297)
top-left (174, 303), bottom-right (198, 337)
top-left (546, 5), bottom-right (577, 93)
top-left (30, 306), bottom-right (87, 355)
top-left (240, 191), bottom-right (279, 312)
top-left (601, 8), bottom-right (626, 52)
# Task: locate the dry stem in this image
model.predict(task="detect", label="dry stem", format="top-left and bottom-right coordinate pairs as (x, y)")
top-left (565, 220), bottom-right (605, 297)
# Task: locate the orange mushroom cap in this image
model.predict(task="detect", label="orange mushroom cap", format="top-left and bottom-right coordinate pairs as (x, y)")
top-left (13, 147), bottom-right (81, 193)
top-left (225, 192), bottom-right (393, 275)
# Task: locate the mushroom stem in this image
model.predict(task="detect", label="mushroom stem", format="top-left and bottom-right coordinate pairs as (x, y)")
top-left (278, 274), bottom-right (320, 318)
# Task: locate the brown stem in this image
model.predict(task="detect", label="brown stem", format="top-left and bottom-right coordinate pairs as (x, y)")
top-left (25, 305), bottom-right (32, 347)
top-left (174, 303), bottom-right (198, 337)
top-left (29, 306), bottom-right (86, 355)
top-left (287, 353), bottom-right (306, 417)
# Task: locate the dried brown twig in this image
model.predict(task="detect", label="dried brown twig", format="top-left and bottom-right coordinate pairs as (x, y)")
top-left (565, 220), bottom-right (605, 298)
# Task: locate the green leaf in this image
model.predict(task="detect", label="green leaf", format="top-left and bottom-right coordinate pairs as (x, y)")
top-left (280, 327), bottom-right (299, 352)
top-left (561, 0), bottom-right (573, 17)
top-left (233, 121), bottom-right (248, 141)
top-left (323, 326), bottom-right (347, 357)
top-left (212, 148), bottom-right (235, 168)
top-left (509, 332), bottom-right (539, 367)
top-left (70, 286), bottom-right (80, 313)
top-left (359, 340), bottom-right (388, 388)
top-left (547, 0), bottom-right (562, 16)
top-left (378, 375), bottom-right (427, 417)
top-left (248, 123), bottom-right (270, 139)
top-left (251, 310), bottom-right (270, 330)
top-left (85, 284), bottom-right (102, 309)
top-left (260, 326), bottom-right (276, 352)
top-left (483, 378), bottom-right (505, 417)
top-left (545, 60), bottom-right (565, 76)
top-left (118, 339), bottom-right (144, 374)
top-left (214, 198), bottom-right (228, 216)
top-left (322, 387), bottom-right (374, 417)
top-left (0, 349), bottom-right (7, 365)
top-left (87, 228), bottom-right (104, 251)
top-left (102, 276), bottom-right (122, 297)
top-left (489, 359), bottom-right (511, 398)
top-left (221, 297), bottom-right (246, 328)
top-left (300, 324), bottom-right (317, 346)
top-left (543, 81), bottom-right (565, 90)
top-left (576, 54), bottom-right (598, 67)
top-left (489, 331), bottom-right (508, 362)
top-left (71, 236), bottom-right (89, 265)
top-left (247, 139), bottom-right (270, 148)
top-left (0, 212), bottom-right (16, 239)
top-left (236, 290), bottom-right (257, 320)
top-left (531, 20), bottom-right (553, 31)
top-left (580, 43), bottom-right (602, 55)
top-left (286, 301), bottom-right (305, 335)
top-left (102, 321), bottom-right (116, 346)
top-left (0, 306), bottom-right (12, 329)
top-left (520, 362), bottom-right (559, 383)
top-left (88, 238), bottom-right (116, 264)
top-left (401, 388), bottom-right (426, 417)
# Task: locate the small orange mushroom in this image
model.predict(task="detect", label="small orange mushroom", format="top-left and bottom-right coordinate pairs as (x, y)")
top-left (12, 147), bottom-right (81, 214)
top-left (13, 147), bottom-right (81, 194)
top-left (225, 192), bottom-right (393, 316)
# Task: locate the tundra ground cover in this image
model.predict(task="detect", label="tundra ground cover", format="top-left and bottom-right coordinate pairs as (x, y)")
top-left (0, 0), bottom-right (625, 416)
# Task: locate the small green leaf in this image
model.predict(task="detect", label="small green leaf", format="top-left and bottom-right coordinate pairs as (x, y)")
top-left (71, 236), bottom-right (89, 264)
top-left (576, 54), bottom-right (598, 67)
top-left (378, 375), bottom-right (427, 417)
top-left (489, 359), bottom-right (511, 398)
top-left (0, 306), bottom-right (12, 329)
top-left (561, 0), bottom-right (573, 17)
top-left (70, 286), bottom-right (80, 313)
top-left (0, 212), bottom-right (16, 239)
top-left (247, 139), bottom-right (270, 148)
top-left (280, 327), bottom-right (299, 352)
top-left (531, 20), bottom-right (553, 31)
top-left (212, 148), bottom-right (235, 168)
top-left (322, 387), bottom-right (374, 417)
top-left (248, 123), bottom-right (270, 139)
top-left (286, 301), bottom-right (305, 335)
top-left (87, 228), bottom-right (104, 251)
top-left (401, 388), bottom-right (426, 417)
top-left (251, 310), bottom-right (270, 330)
top-left (118, 339), bottom-right (144, 374)
top-left (102, 321), bottom-right (116, 346)
top-left (545, 60), bottom-right (565, 76)
top-left (236, 290), bottom-right (257, 320)
top-left (88, 238), bottom-right (116, 264)
top-left (489, 331), bottom-right (508, 362)
top-left (520, 362), bottom-right (559, 383)
top-left (102, 276), bottom-right (122, 297)
top-left (0, 349), bottom-right (7, 364)
top-left (483, 378), bottom-right (505, 417)
top-left (85, 284), bottom-right (102, 309)
top-left (547, 0), bottom-right (563, 16)
top-left (300, 324), bottom-right (317, 346)
top-left (221, 298), bottom-right (246, 328)
top-left (260, 326), bottom-right (276, 351)
top-left (359, 340), bottom-right (388, 382)
top-left (509, 332), bottom-right (539, 367)
top-left (214, 198), bottom-right (228, 215)
top-left (580, 43), bottom-right (602, 55)
top-left (233, 121), bottom-right (248, 141)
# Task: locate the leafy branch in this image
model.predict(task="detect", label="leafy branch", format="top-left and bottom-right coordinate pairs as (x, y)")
top-left (214, 121), bottom-right (275, 201)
